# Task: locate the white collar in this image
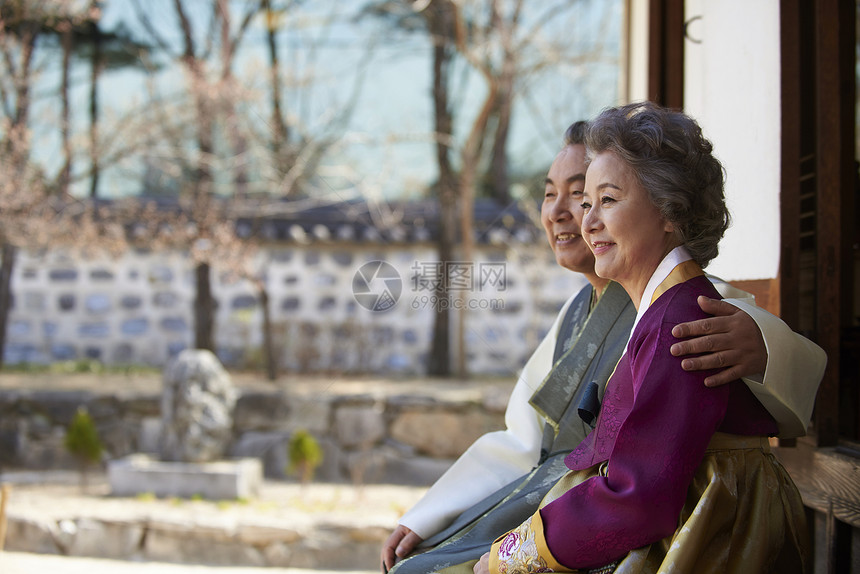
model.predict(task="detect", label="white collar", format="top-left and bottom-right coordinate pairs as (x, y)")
top-left (628, 246), bottom-right (693, 345)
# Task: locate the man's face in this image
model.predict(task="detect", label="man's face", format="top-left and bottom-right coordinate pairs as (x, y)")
top-left (541, 144), bottom-right (596, 274)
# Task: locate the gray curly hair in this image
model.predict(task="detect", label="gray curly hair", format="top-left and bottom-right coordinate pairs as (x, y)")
top-left (584, 101), bottom-right (730, 268)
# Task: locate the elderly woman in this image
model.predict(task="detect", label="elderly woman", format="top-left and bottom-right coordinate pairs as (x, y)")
top-left (475, 102), bottom-right (809, 574)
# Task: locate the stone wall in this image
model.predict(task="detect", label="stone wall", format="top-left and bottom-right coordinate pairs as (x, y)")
top-left (5, 243), bottom-right (585, 376)
top-left (0, 381), bottom-right (512, 486)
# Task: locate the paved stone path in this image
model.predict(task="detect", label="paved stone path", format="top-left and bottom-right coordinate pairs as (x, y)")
top-left (0, 551), bottom-right (378, 574)
top-left (1, 470), bottom-right (425, 571)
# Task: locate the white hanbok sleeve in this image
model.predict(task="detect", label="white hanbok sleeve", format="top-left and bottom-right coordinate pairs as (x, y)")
top-left (711, 280), bottom-right (826, 438)
top-left (398, 295), bottom-right (577, 539)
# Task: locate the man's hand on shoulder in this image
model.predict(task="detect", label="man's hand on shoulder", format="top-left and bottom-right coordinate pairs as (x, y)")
top-left (670, 296), bottom-right (768, 387)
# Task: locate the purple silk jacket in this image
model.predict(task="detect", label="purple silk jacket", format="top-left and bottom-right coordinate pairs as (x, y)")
top-left (540, 275), bottom-right (778, 569)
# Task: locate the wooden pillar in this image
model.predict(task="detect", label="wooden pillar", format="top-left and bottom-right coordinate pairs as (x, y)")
top-left (779, 0), bottom-right (802, 333)
top-left (813, 0), bottom-right (850, 446)
top-left (647, 0), bottom-right (684, 108)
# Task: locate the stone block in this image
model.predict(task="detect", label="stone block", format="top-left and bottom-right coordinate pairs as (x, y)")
top-left (347, 524), bottom-right (390, 543)
top-left (108, 454), bottom-right (262, 499)
top-left (378, 452), bottom-right (453, 486)
top-left (138, 416), bottom-right (162, 453)
top-left (144, 527), bottom-right (266, 566)
top-left (482, 386), bottom-right (514, 413)
top-left (390, 410), bottom-right (489, 457)
top-left (233, 392), bottom-right (290, 431)
top-left (122, 395), bottom-right (160, 417)
top-left (283, 396), bottom-right (331, 435)
top-left (314, 437), bottom-right (344, 482)
top-left (343, 447), bottom-right (389, 484)
top-left (236, 523), bottom-right (301, 546)
top-left (262, 541), bottom-right (294, 567)
top-left (334, 404), bottom-right (385, 448)
top-left (4, 515), bottom-right (62, 554)
top-left (29, 391), bottom-right (94, 425)
top-left (230, 431), bottom-right (290, 478)
top-left (290, 526), bottom-right (380, 570)
top-left (63, 518), bottom-right (145, 559)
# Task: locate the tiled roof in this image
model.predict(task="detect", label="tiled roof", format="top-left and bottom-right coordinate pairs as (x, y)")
top-left (234, 198), bottom-right (543, 245)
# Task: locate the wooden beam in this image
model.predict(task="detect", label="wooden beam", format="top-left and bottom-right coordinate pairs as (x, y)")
top-left (647, 0), bottom-right (684, 107)
top-left (779, 0), bottom-right (801, 332)
top-left (647, 0), bottom-right (663, 103)
top-left (730, 278), bottom-right (780, 317)
top-left (813, 0), bottom-right (844, 446)
top-left (663, 0), bottom-right (684, 109)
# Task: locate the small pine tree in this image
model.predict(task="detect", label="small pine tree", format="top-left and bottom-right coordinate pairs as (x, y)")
top-left (64, 407), bottom-right (104, 492)
top-left (287, 429), bottom-right (323, 485)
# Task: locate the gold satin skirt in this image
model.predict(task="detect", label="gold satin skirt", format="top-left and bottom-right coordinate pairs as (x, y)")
top-left (534, 433), bottom-right (810, 574)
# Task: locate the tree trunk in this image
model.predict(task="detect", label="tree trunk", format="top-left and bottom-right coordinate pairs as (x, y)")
top-left (488, 65), bottom-right (514, 204)
top-left (194, 261), bottom-right (214, 351)
top-left (89, 7), bottom-right (102, 198)
top-left (426, 1), bottom-right (457, 377)
top-left (0, 244), bottom-right (17, 371)
top-left (260, 283), bottom-right (277, 381)
top-left (58, 21), bottom-right (73, 195)
top-left (263, 0), bottom-right (289, 157)
top-left (456, 80), bottom-right (498, 378)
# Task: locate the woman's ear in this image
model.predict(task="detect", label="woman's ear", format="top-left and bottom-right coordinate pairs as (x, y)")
top-left (663, 220), bottom-right (675, 233)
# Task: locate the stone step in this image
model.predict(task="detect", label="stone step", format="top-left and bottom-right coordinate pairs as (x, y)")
top-left (1, 471), bottom-right (425, 571)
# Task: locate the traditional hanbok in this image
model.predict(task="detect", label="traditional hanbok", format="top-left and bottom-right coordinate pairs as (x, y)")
top-left (390, 282), bottom-right (635, 574)
top-left (488, 249), bottom-right (809, 574)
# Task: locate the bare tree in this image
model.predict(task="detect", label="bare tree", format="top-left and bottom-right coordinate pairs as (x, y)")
top-left (0, 1), bottom-right (55, 369)
top-left (0, 0), bottom-right (161, 367)
top-left (424, 0), bottom-right (459, 376)
top-left (130, 0), bottom-right (261, 352)
top-left (364, 0), bottom-right (608, 376)
top-left (128, 0), bottom-right (369, 374)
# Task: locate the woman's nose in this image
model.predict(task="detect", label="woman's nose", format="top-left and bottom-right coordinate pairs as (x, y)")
top-left (582, 207), bottom-right (600, 232)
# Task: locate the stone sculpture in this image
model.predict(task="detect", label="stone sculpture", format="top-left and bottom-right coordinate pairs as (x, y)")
top-left (159, 349), bottom-right (238, 463)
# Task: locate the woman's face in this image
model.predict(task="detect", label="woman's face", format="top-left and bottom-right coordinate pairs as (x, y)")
top-left (582, 151), bottom-right (679, 305)
top-left (541, 144), bottom-right (596, 275)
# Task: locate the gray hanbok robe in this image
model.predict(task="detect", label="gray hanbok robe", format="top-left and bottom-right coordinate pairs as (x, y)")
top-left (389, 281), bottom-right (635, 574)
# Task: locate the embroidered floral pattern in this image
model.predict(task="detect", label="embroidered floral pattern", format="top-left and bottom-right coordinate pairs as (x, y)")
top-left (495, 519), bottom-right (555, 573)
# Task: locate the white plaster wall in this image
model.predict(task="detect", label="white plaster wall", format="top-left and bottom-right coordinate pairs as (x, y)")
top-left (683, 0), bottom-right (782, 281)
top-left (6, 244), bottom-right (586, 376)
top-left (624, 0), bottom-right (651, 104)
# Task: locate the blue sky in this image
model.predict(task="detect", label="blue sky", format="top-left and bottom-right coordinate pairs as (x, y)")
top-left (29, 0), bottom-right (622, 199)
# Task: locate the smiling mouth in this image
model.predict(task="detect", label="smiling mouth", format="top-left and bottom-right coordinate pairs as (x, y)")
top-left (556, 233), bottom-right (580, 242)
top-left (590, 241), bottom-right (614, 253)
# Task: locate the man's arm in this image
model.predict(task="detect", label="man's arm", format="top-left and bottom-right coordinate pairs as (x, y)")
top-left (670, 294), bottom-right (826, 438)
top-left (670, 296), bottom-right (767, 387)
top-left (379, 294), bottom-right (576, 572)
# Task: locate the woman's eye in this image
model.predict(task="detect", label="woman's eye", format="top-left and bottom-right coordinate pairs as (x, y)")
top-left (580, 201), bottom-right (592, 211)
top-left (601, 195), bottom-right (615, 204)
